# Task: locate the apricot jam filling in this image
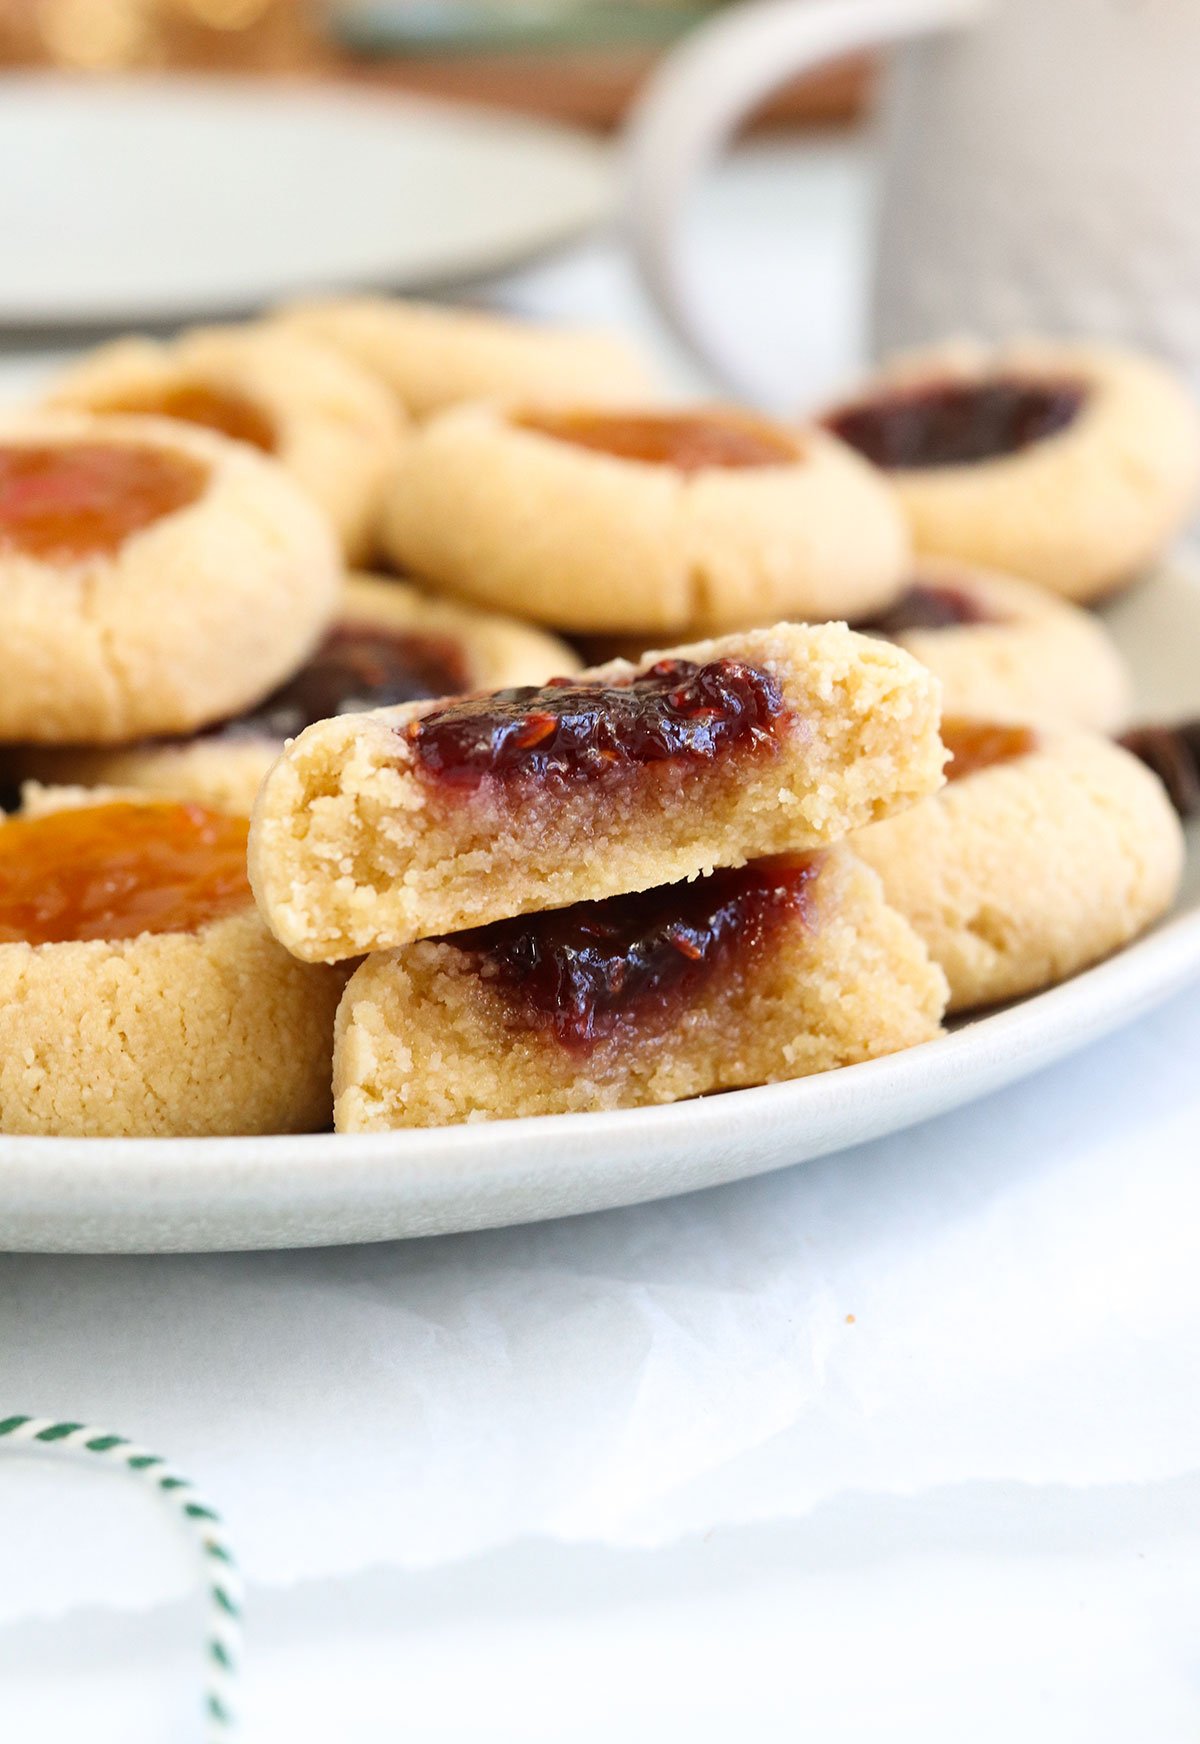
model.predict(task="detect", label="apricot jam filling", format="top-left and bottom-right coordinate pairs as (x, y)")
top-left (1118, 720), bottom-right (1200, 819)
top-left (825, 377), bottom-right (1086, 470)
top-left (0, 803), bottom-right (251, 945)
top-left (405, 658), bottom-right (786, 790)
top-left (943, 719), bottom-right (1038, 783)
top-left (0, 442), bottom-right (208, 563)
top-left (514, 407), bottom-right (802, 472)
top-left (863, 581), bottom-right (1000, 636)
top-left (96, 382), bottom-right (277, 452)
top-left (218, 625), bottom-right (471, 743)
top-left (447, 855), bottom-right (822, 1051)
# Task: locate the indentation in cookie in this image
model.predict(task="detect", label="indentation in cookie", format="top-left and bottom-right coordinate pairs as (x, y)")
top-left (943, 718), bottom-right (1039, 783)
top-left (862, 580), bottom-right (1003, 636)
top-left (826, 377), bottom-right (1086, 470)
top-left (0, 801), bottom-right (250, 943)
top-left (405, 657), bottom-right (787, 789)
top-left (90, 382), bottom-right (277, 452)
top-left (1118, 719), bottom-right (1200, 818)
top-left (446, 854), bottom-right (823, 1051)
top-left (217, 625), bottom-right (472, 744)
top-left (514, 407), bottom-right (803, 472)
top-left (0, 442), bottom-right (208, 562)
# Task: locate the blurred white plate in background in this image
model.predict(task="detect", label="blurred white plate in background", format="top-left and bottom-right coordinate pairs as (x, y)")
top-left (0, 75), bottom-right (615, 326)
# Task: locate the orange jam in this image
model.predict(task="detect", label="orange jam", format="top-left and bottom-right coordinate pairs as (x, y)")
top-left (515, 407), bottom-right (802, 472)
top-left (943, 718), bottom-right (1038, 783)
top-left (98, 382), bottom-right (277, 452)
top-left (0, 803), bottom-right (251, 945)
top-left (0, 442), bottom-right (208, 563)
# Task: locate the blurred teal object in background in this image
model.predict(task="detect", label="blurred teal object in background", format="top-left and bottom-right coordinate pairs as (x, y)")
top-left (335, 0), bottom-right (715, 58)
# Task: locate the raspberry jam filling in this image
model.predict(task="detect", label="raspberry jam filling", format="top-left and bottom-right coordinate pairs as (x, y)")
top-left (98, 382), bottom-right (277, 452)
top-left (943, 719), bottom-right (1038, 783)
top-left (515, 408), bottom-right (802, 472)
top-left (405, 658), bottom-right (786, 789)
top-left (863, 581), bottom-right (999, 636)
top-left (218, 625), bottom-right (471, 743)
top-left (1118, 720), bottom-right (1200, 818)
top-left (0, 441), bottom-right (208, 562)
top-left (0, 802), bottom-right (251, 945)
top-left (825, 377), bottom-right (1086, 470)
top-left (448, 855), bottom-right (822, 1051)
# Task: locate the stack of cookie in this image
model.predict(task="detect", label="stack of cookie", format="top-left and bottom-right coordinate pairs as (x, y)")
top-left (0, 296), bottom-right (1194, 1137)
top-left (247, 621), bottom-right (951, 1128)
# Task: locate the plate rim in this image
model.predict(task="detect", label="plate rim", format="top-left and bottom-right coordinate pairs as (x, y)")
top-left (0, 72), bottom-right (615, 326)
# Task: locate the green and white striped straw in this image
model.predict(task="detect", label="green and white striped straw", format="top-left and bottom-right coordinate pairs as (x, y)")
top-left (0, 1414), bottom-right (242, 1739)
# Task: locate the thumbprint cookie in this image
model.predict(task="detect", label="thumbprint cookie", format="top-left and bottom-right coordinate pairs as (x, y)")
top-left (823, 340), bottom-right (1200, 602)
top-left (860, 558), bottom-right (1132, 731)
top-left (378, 402), bottom-right (910, 635)
top-left (248, 622), bottom-right (945, 963)
top-left (271, 295), bottom-right (655, 420)
top-left (16, 574), bottom-right (579, 815)
top-left (43, 326), bottom-right (408, 563)
top-left (0, 790), bottom-right (344, 1136)
top-left (332, 848), bottom-right (947, 1128)
top-left (853, 720), bottom-right (1183, 1012)
top-left (0, 410), bottom-right (339, 744)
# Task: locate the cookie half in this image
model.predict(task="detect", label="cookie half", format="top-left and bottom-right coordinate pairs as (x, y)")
top-left (861, 558), bottom-right (1133, 731)
top-left (43, 326), bottom-right (408, 564)
top-left (271, 295), bottom-right (655, 419)
top-left (332, 847), bottom-right (947, 1128)
top-left (248, 622), bottom-right (945, 962)
top-left (0, 409), bottom-right (340, 744)
top-left (823, 340), bottom-right (1200, 602)
top-left (0, 791), bottom-right (344, 1136)
top-left (853, 720), bottom-right (1184, 1012)
top-left (379, 402), bottom-right (911, 635)
top-left (15, 574), bottom-right (579, 815)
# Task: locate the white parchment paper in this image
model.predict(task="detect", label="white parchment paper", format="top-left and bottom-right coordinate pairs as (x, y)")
top-left (1, 983), bottom-right (1198, 1627)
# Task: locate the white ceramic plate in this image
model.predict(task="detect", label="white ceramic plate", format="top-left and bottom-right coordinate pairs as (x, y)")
top-left (0, 550), bottom-right (1197, 1252)
top-left (0, 76), bottom-right (614, 327)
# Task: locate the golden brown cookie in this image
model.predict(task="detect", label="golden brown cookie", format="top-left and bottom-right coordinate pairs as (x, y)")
top-left (822, 340), bottom-right (1200, 602)
top-left (853, 719), bottom-right (1184, 1012)
top-left (248, 622), bottom-right (945, 963)
top-left (0, 409), bottom-right (340, 745)
top-left (43, 326), bottom-right (408, 564)
top-left (860, 558), bottom-right (1133, 731)
top-left (0, 791), bottom-right (344, 1136)
top-left (271, 295), bottom-right (655, 419)
top-left (379, 402), bottom-right (911, 634)
top-left (333, 847), bottom-right (947, 1128)
top-left (14, 573), bottom-right (579, 815)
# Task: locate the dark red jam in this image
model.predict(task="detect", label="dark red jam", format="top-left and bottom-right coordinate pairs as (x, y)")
top-left (862, 581), bottom-right (999, 637)
top-left (943, 718), bottom-right (1038, 783)
top-left (405, 658), bottom-right (785, 790)
top-left (218, 625), bottom-right (471, 743)
top-left (447, 855), bottom-right (822, 1051)
top-left (1118, 720), bottom-right (1200, 818)
top-left (825, 376), bottom-right (1087, 470)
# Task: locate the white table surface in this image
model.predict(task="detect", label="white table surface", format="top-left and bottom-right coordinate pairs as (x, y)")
top-left (3, 138), bottom-right (1200, 1743)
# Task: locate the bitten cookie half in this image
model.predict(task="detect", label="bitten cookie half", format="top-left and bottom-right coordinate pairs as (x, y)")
top-left (271, 295), bottom-right (655, 419)
top-left (333, 848), bottom-right (947, 1128)
top-left (15, 573), bottom-right (579, 816)
top-left (379, 402), bottom-right (911, 635)
top-left (0, 409), bottom-right (340, 744)
top-left (42, 325), bottom-right (408, 563)
top-left (853, 720), bottom-right (1184, 1013)
top-left (860, 558), bottom-right (1133, 731)
top-left (0, 792), bottom-right (344, 1137)
top-left (248, 622), bottom-right (946, 962)
top-left (823, 339), bottom-right (1200, 602)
